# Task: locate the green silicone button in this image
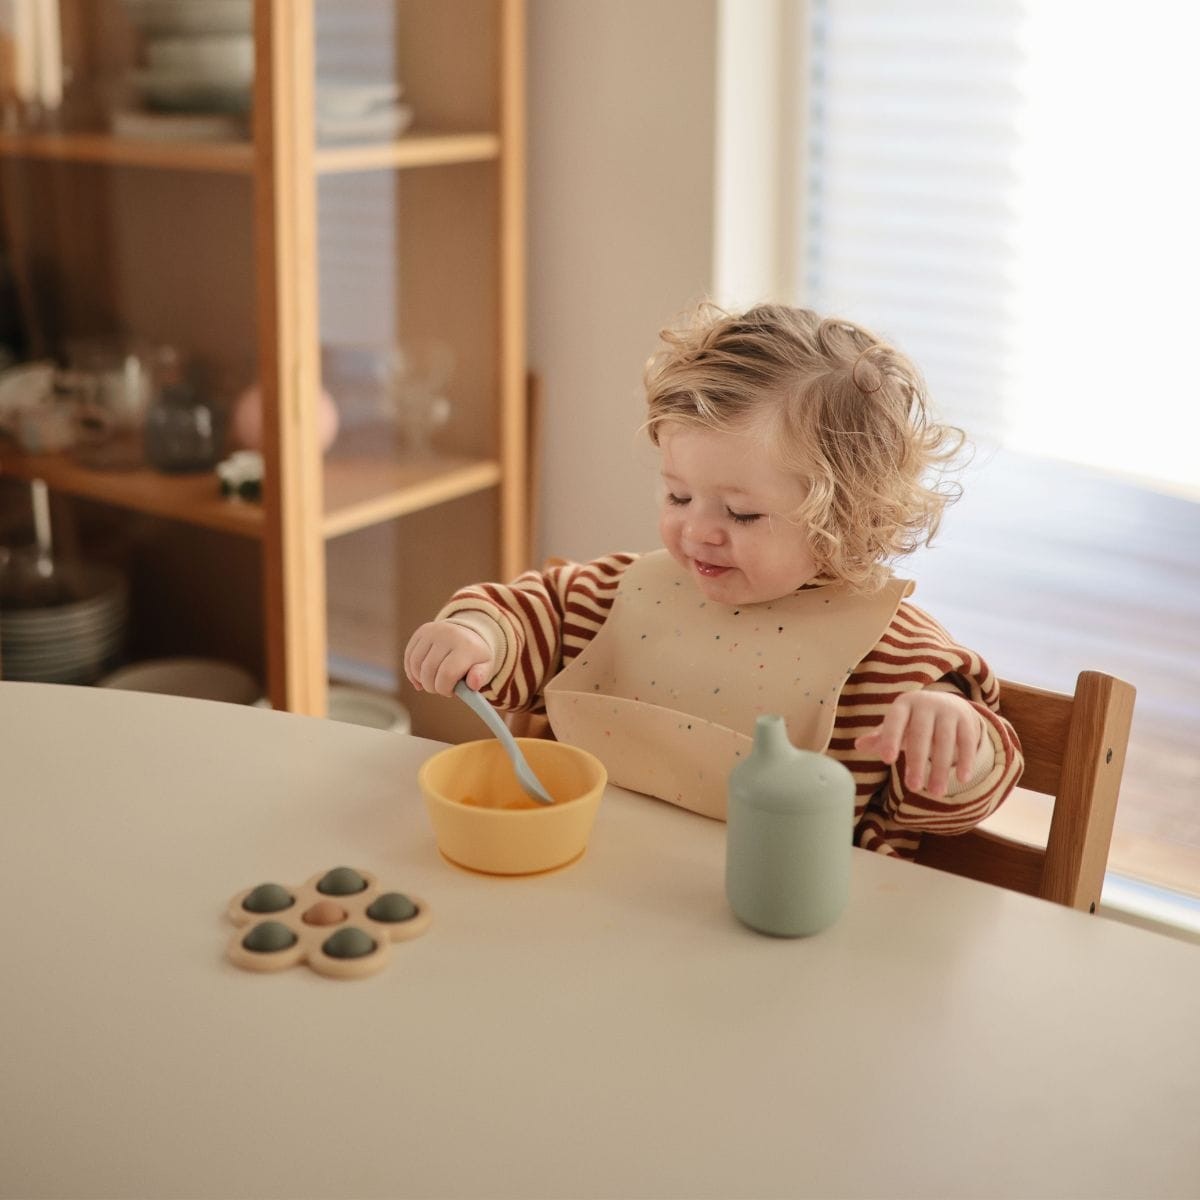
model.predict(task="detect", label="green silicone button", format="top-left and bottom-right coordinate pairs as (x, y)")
top-left (242, 921), bottom-right (299, 953)
top-left (322, 927), bottom-right (377, 959)
top-left (242, 883), bottom-right (295, 914)
top-left (317, 866), bottom-right (368, 896)
top-left (367, 892), bottom-right (418, 923)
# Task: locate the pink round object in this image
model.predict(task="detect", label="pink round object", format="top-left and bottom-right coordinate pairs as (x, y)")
top-left (302, 900), bottom-right (349, 927)
top-left (231, 384), bottom-right (339, 453)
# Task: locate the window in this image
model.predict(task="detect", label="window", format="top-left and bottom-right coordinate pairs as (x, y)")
top-left (801, 0), bottom-right (1200, 908)
top-left (804, 0), bottom-right (1200, 493)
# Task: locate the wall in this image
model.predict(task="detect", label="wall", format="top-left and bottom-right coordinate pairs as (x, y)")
top-left (526, 0), bottom-right (719, 563)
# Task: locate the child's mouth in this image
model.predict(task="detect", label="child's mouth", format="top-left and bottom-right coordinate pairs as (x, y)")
top-left (693, 559), bottom-right (730, 578)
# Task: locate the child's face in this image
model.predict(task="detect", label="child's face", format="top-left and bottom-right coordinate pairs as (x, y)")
top-left (657, 423), bottom-right (818, 605)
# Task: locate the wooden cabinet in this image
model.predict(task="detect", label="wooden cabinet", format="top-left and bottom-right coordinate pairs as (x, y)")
top-left (0, 0), bottom-right (527, 733)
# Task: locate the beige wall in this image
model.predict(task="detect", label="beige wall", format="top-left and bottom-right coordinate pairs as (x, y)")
top-left (526, 0), bottom-right (719, 563)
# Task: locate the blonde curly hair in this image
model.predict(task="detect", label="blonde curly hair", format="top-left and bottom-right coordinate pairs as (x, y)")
top-left (643, 302), bottom-right (966, 592)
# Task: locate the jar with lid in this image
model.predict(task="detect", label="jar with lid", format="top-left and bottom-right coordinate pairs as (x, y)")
top-left (143, 347), bottom-right (224, 473)
top-left (65, 336), bottom-right (153, 471)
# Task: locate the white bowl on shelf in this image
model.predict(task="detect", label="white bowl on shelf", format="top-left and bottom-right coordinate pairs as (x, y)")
top-left (144, 33), bottom-right (254, 76)
top-left (110, 109), bottom-right (248, 142)
top-left (316, 104), bottom-right (414, 144)
top-left (122, 0), bottom-right (252, 36)
top-left (0, 361), bottom-right (56, 433)
top-left (251, 687), bottom-right (411, 733)
top-left (98, 657), bottom-right (261, 705)
top-left (130, 67), bottom-right (251, 114)
top-left (315, 81), bottom-right (403, 118)
top-left (327, 685), bottom-right (411, 733)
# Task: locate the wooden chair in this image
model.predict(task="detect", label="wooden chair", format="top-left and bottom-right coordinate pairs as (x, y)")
top-left (508, 562), bottom-right (1134, 912)
top-left (916, 671), bottom-right (1136, 913)
top-left (515, 668), bottom-right (1135, 912)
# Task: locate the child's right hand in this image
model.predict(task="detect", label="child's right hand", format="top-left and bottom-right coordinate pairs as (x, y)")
top-left (403, 620), bottom-right (495, 696)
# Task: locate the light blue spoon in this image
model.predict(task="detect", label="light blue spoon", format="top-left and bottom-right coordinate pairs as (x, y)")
top-left (453, 681), bottom-right (555, 805)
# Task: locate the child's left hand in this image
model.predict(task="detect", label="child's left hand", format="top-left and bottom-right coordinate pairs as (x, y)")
top-left (854, 690), bottom-right (985, 798)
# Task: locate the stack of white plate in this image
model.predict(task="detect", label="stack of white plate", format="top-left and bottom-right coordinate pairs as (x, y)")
top-left (121, 0), bottom-right (253, 119)
top-left (327, 685), bottom-right (411, 732)
top-left (99, 657), bottom-right (260, 705)
top-left (316, 81), bottom-right (413, 143)
top-left (0, 564), bottom-right (128, 685)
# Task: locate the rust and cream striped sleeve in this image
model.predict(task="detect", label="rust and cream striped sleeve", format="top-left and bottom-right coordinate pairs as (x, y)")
top-left (831, 601), bottom-right (1024, 858)
top-left (437, 553), bottom-right (638, 713)
top-left (441, 566), bottom-right (1021, 859)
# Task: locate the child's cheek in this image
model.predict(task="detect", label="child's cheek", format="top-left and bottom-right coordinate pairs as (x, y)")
top-left (658, 508), bottom-right (680, 546)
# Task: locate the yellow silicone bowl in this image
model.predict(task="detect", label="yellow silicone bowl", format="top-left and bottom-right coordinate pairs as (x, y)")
top-left (418, 738), bottom-right (607, 875)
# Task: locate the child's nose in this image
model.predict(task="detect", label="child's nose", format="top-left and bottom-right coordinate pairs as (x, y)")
top-left (687, 512), bottom-right (726, 545)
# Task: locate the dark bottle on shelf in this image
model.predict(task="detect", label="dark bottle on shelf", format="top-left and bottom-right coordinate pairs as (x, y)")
top-left (143, 346), bottom-right (224, 473)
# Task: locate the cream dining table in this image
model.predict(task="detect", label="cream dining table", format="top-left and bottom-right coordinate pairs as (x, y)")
top-left (2, 679), bottom-right (1199, 1200)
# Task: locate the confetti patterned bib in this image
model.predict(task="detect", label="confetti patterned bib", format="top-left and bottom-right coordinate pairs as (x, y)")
top-left (544, 550), bottom-right (910, 819)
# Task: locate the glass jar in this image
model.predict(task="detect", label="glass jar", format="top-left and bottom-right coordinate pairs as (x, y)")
top-left (64, 337), bottom-right (153, 471)
top-left (143, 347), bottom-right (224, 473)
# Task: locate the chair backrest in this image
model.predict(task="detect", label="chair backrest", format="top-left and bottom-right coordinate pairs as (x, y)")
top-left (915, 671), bottom-right (1136, 912)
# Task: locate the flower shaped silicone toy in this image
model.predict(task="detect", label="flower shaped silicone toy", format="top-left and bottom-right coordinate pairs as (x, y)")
top-left (227, 866), bottom-right (431, 979)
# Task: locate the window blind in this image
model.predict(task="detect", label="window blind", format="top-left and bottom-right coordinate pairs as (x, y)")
top-left (803, 0), bottom-right (1027, 448)
top-left (802, 1), bottom-right (1200, 494)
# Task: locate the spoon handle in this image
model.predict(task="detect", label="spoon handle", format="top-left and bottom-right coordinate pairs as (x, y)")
top-left (453, 679), bottom-right (512, 743)
top-left (452, 681), bottom-right (554, 805)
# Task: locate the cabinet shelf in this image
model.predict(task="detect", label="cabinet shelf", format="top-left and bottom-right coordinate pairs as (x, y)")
top-left (0, 445), bottom-right (500, 540)
top-left (0, 130), bottom-right (500, 175)
top-left (314, 132), bottom-right (500, 174)
top-left (320, 453), bottom-right (501, 538)
top-left (0, 130), bottom-right (255, 173)
top-left (0, 0), bottom-right (526, 719)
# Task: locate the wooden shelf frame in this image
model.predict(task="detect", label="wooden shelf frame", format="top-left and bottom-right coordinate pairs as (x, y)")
top-left (0, 448), bottom-right (264, 537)
top-left (0, 130), bottom-right (256, 173)
top-left (313, 132), bottom-right (501, 174)
top-left (0, 0), bottom-right (527, 719)
top-left (0, 130), bottom-right (501, 176)
top-left (252, 0), bottom-right (527, 712)
top-left (0, 446), bottom-right (502, 541)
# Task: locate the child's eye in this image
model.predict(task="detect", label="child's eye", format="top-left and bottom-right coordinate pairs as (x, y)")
top-left (727, 508), bottom-right (763, 525)
top-left (667, 493), bottom-right (690, 506)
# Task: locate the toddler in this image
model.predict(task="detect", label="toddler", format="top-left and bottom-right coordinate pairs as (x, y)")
top-left (404, 303), bottom-right (1023, 858)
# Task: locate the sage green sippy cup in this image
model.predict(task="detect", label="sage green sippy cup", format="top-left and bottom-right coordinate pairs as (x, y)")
top-left (725, 714), bottom-right (855, 936)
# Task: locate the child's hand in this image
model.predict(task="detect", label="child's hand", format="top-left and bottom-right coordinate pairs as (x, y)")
top-left (404, 621), bottom-right (494, 697)
top-left (854, 690), bottom-right (985, 798)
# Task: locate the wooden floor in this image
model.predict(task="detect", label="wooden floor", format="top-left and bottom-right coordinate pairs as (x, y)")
top-left (905, 448), bottom-right (1200, 896)
top-left (327, 446), bottom-right (1200, 898)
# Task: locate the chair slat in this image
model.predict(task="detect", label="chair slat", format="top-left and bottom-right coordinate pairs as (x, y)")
top-left (919, 671), bottom-right (1135, 911)
top-left (915, 828), bottom-right (1044, 897)
top-left (1041, 672), bottom-right (1136, 910)
top-left (995, 681), bottom-right (1072, 796)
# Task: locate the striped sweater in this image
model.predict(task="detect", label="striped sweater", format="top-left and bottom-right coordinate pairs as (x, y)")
top-left (441, 553), bottom-right (1023, 858)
